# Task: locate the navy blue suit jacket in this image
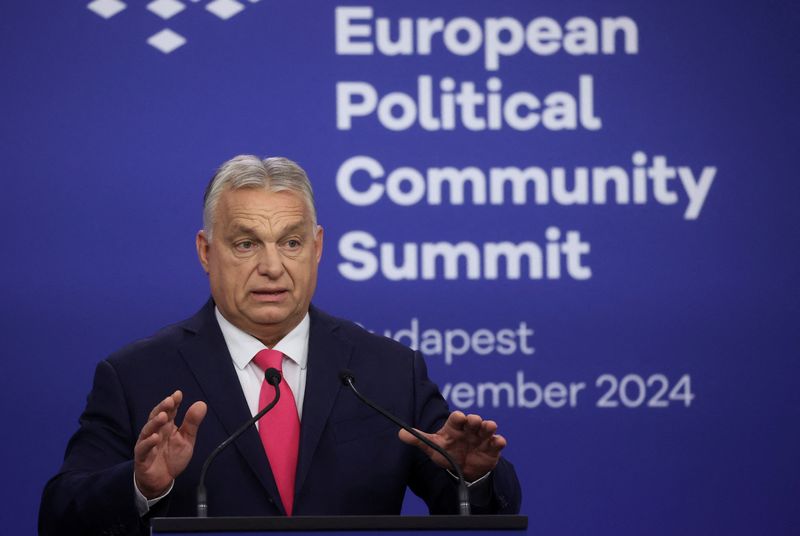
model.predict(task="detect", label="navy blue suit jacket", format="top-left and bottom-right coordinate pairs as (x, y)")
top-left (40, 302), bottom-right (521, 535)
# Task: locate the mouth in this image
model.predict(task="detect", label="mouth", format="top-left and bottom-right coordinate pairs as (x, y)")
top-left (250, 289), bottom-right (289, 302)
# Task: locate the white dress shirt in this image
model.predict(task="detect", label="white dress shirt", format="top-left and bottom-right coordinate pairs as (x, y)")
top-left (215, 307), bottom-right (309, 420)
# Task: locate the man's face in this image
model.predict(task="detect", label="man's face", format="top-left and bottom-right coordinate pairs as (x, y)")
top-left (196, 187), bottom-right (323, 346)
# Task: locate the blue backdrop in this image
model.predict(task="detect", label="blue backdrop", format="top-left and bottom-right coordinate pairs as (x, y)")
top-left (2, 1), bottom-right (798, 534)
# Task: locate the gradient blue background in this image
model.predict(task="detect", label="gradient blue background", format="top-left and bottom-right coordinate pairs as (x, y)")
top-left (1, 1), bottom-right (798, 534)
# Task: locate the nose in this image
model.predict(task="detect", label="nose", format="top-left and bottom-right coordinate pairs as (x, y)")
top-left (256, 243), bottom-right (285, 279)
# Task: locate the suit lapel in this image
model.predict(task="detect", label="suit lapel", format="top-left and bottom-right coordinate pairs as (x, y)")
top-left (294, 306), bottom-right (354, 497)
top-left (177, 301), bottom-right (285, 512)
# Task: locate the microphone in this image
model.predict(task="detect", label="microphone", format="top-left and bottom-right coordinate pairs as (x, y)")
top-left (196, 367), bottom-right (282, 517)
top-left (338, 369), bottom-right (471, 515)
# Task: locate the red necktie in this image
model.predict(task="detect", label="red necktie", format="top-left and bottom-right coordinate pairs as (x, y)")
top-left (253, 349), bottom-right (299, 516)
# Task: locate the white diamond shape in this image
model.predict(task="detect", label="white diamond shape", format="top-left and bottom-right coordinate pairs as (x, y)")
top-left (206, 0), bottom-right (244, 20)
top-left (147, 0), bottom-right (185, 20)
top-left (147, 29), bottom-right (187, 54)
top-left (87, 0), bottom-right (126, 19)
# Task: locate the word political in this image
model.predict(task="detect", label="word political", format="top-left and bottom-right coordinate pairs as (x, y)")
top-left (337, 75), bottom-right (601, 132)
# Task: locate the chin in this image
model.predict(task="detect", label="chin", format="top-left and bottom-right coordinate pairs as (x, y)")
top-left (247, 313), bottom-right (288, 326)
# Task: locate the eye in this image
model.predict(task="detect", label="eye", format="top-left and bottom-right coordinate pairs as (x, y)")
top-left (235, 240), bottom-right (257, 252)
top-left (284, 239), bottom-right (302, 250)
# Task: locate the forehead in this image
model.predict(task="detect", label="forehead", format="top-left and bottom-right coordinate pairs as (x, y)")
top-left (215, 188), bottom-right (310, 227)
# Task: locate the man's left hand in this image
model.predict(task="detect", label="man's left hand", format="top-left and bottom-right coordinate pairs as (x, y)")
top-left (397, 411), bottom-right (506, 481)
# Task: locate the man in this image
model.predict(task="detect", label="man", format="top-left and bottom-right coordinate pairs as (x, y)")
top-left (39, 155), bottom-right (521, 535)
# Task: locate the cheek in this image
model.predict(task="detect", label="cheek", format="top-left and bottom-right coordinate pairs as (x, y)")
top-left (208, 270), bottom-right (226, 297)
top-left (210, 262), bottom-right (248, 293)
top-left (228, 267), bottom-right (252, 290)
top-left (295, 263), bottom-right (318, 293)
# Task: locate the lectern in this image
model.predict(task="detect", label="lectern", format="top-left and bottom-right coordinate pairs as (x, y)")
top-left (151, 514), bottom-right (528, 535)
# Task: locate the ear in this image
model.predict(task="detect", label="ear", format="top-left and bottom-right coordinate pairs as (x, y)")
top-left (314, 225), bottom-right (324, 264)
top-left (196, 230), bottom-right (210, 273)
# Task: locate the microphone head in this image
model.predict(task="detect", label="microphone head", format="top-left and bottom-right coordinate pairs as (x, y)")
top-left (265, 368), bottom-right (282, 386)
top-left (339, 369), bottom-right (356, 386)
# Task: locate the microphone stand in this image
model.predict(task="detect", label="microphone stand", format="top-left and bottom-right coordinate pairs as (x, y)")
top-left (196, 368), bottom-right (282, 517)
top-left (340, 371), bottom-right (471, 515)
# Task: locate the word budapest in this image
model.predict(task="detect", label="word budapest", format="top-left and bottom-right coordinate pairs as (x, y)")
top-left (376, 317), bottom-right (535, 366)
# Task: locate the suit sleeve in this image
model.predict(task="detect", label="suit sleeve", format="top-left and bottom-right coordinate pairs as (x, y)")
top-left (39, 360), bottom-right (151, 536)
top-left (406, 351), bottom-right (522, 514)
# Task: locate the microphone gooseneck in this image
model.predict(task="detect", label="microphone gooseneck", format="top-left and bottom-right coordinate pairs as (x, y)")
top-left (196, 367), bottom-right (282, 517)
top-left (338, 369), bottom-right (471, 515)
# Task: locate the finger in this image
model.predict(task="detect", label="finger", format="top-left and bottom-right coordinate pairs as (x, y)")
top-left (444, 411), bottom-right (467, 431)
top-left (138, 411), bottom-right (168, 441)
top-left (478, 420), bottom-right (498, 439)
top-left (178, 401), bottom-right (207, 441)
top-left (147, 396), bottom-right (169, 420)
top-left (147, 391), bottom-right (180, 420)
top-left (488, 433), bottom-right (507, 452)
top-left (464, 413), bottom-right (483, 434)
top-left (398, 428), bottom-right (441, 453)
top-left (480, 419), bottom-right (498, 432)
top-left (164, 390), bottom-right (183, 422)
top-left (448, 410), bottom-right (467, 423)
top-left (397, 427), bottom-right (422, 447)
top-left (494, 435), bottom-right (507, 449)
top-left (134, 432), bottom-right (161, 463)
top-left (472, 423), bottom-right (505, 452)
top-left (398, 428), bottom-right (450, 467)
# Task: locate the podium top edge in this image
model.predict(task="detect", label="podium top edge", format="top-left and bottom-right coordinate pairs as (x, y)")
top-left (151, 514), bottom-right (528, 532)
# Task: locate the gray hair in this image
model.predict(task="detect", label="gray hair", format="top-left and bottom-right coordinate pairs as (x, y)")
top-left (202, 155), bottom-right (317, 238)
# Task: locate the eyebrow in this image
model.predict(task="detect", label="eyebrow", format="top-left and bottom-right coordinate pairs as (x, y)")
top-left (277, 221), bottom-right (311, 237)
top-left (228, 224), bottom-right (259, 236)
top-left (228, 220), bottom-right (310, 237)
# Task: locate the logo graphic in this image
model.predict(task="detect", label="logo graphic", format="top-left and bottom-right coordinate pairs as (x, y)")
top-left (86, 0), bottom-right (261, 54)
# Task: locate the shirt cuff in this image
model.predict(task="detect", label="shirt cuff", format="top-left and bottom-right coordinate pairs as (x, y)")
top-left (447, 469), bottom-right (492, 487)
top-left (134, 475), bottom-right (173, 516)
top-left (447, 469), bottom-right (493, 506)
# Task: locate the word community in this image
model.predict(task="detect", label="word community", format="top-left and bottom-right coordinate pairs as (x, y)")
top-left (337, 152), bottom-right (716, 220)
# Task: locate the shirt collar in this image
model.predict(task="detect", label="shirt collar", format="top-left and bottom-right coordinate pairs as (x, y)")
top-left (214, 307), bottom-right (309, 371)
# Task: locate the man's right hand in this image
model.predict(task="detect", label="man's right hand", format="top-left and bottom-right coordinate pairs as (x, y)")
top-left (134, 390), bottom-right (207, 499)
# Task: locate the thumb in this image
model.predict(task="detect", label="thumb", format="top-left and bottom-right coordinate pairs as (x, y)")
top-left (397, 427), bottom-right (421, 446)
top-left (179, 401), bottom-right (207, 440)
top-left (397, 427), bottom-right (437, 456)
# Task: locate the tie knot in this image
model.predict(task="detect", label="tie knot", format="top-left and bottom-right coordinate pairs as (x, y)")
top-left (253, 349), bottom-right (284, 372)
